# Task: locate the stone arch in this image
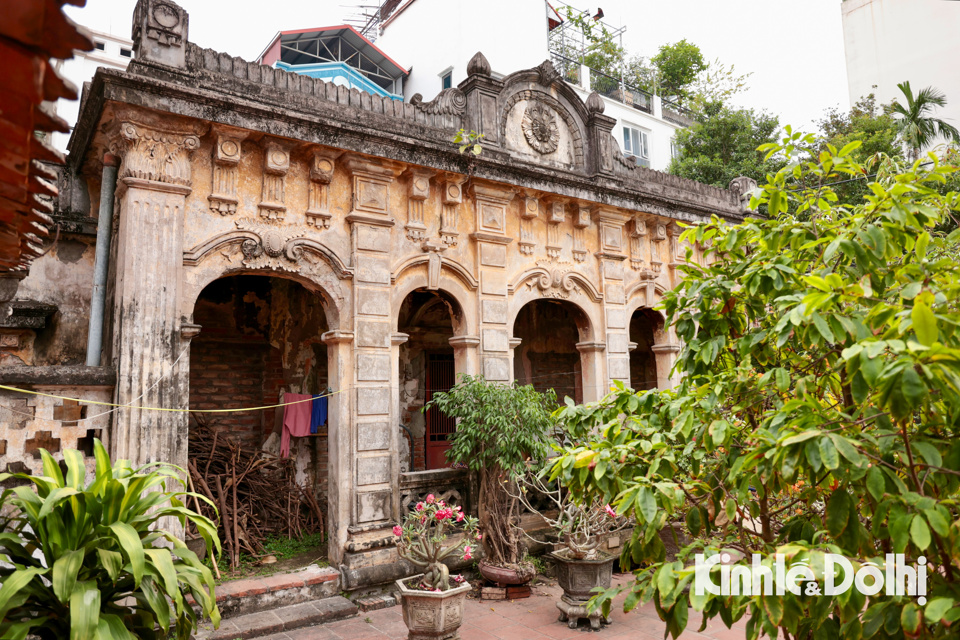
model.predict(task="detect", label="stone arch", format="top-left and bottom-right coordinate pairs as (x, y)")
top-left (391, 260), bottom-right (479, 337)
top-left (625, 282), bottom-right (679, 390)
top-left (508, 278), bottom-right (602, 344)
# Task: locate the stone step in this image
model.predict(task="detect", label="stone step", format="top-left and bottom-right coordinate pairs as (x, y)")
top-left (203, 564), bottom-right (341, 618)
top-left (355, 593), bottom-right (398, 612)
top-left (195, 595), bottom-right (358, 640)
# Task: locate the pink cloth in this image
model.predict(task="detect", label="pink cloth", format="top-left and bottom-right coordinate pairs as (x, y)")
top-left (280, 393), bottom-right (314, 458)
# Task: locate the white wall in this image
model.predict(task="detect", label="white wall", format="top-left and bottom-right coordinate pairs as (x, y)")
top-left (53, 30), bottom-right (132, 153)
top-left (842, 0), bottom-right (960, 146)
top-left (376, 0), bottom-right (550, 101)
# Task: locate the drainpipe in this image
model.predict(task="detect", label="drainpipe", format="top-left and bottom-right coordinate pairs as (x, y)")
top-left (85, 154), bottom-right (119, 367)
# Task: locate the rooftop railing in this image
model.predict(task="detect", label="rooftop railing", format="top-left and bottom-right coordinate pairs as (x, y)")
top-left (549, 52), bottom-right (656, 116)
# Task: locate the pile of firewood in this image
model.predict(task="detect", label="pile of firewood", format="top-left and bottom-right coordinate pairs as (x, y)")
top-left (186, 415), bottom-right (325, 571)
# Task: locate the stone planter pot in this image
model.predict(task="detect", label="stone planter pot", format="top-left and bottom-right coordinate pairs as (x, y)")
top-left (477, 561), bottom-right (533, 586)
top-left (549, 551), bottom-right (615, 630)
top-left (396, 574), bottom-right (471, 640)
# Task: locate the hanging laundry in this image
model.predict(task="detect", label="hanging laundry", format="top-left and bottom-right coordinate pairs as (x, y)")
top-left (280, 393), bottom-right (313, 458)
top-left (310, 393), bottom-right (328, 434)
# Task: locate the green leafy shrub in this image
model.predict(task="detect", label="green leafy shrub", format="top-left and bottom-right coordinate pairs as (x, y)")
top-left (552, 136), bottom-right (960, 639)
top-left (425, 375), bottom-right (557, 568)
top-left (0, 440), bottom-right (222, 640)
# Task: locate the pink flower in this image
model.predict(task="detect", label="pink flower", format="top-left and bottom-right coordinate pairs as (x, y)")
top-left (393, 525), bottom-right (402, 537)
top-left (604, 504), bottom-right (617, 518)
top-left (456, 511), bottom-right (464, 522)
top-left (463, 545), bottom-right (472, 561)
top-left (420, 516), bottom-right (426, 524)
top-left (436, 509), bottom-right (449, 521)
top-left (426, 494), bottom-right (435, 504)
top-left (415, 502), bottom-right (424, 512)
top-left (476, 533), bottom-right (482, 540)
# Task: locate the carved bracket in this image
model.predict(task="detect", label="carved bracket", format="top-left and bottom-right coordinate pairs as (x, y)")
top-left (259, 141), bottom-right (291, 220)
top-left (307, 149), bottom-right (341, 229)
top-left (208, 128), bottom-right (248, 215)
top-left (404, 169), bottom-right (435, 241)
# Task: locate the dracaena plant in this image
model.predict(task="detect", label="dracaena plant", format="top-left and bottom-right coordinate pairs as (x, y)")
top-left (0, 440), bottom-right (222, 640)
top-left (394, 494), bottom-right (480, 591)
top-left (551, 132), bottom-right (960, 639)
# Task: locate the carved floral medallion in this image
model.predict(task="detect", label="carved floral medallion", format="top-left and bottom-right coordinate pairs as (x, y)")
top-left (521, 102), bottom-right (560, 155)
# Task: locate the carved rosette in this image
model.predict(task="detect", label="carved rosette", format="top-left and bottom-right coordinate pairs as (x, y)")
top-left (521, 102), bottom-right (559, 155)
top-left (235, 217), bottom-right (310, 272)
top-left (113, 121), bottom-right (200, 187)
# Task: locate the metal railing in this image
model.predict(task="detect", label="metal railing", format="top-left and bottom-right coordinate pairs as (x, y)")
top-left (661, 98), bottom-right (696, 126)
top-left (550, 52), bottom-right (581, 87)
top-left (586, 68), bottom-right (653, 114)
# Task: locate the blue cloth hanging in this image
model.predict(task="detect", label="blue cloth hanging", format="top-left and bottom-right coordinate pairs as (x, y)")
top-left (310, 394), bottom-right (328, 434)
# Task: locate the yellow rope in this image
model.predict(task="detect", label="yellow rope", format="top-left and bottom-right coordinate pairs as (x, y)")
top-left (0, 384), bottom-right (342, 414)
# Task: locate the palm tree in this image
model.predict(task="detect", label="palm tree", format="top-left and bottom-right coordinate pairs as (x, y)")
top-left (887, 81), bottom-right (960, 161)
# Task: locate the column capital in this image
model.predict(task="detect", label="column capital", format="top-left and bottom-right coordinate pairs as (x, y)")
top-left (576, 341), bottom-right (606, 353)
top-left (449, 336), bottom-right (480, 348)
top-left (110, 119), bottom-right (204, 189)
top-left (321, 330), bottom-right (355, 345)
top-left (651, 343), bottom-right (681, 354)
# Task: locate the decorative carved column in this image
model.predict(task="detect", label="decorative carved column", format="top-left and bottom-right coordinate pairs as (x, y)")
top-left (306, 149), bottom-right (340, 228)
top-left (208, 126), bottom-right (247, 215)
top-left (340, 155), bottom-right (403, 571)
top-left (108, 117), bottom-right (202, 483)
top-left (519, 194), bottom-right (539, 255)
top-left (667, 222), bottom-right (684, 286)
top-left (258, 141), bottom-right (291, 220)
top-left (321, 329), bottom-right (355, 565)
top-left (545, 197), bottom-right (565, 260)
top-left (649, 218), bottom-right (667, 274)
top-left (470, 181), bottom-right (515, 385)
top-left (438, 175), bottom-right (467, 247)
top-left (572, 204), bottom-right (590, 263)
top-left (403, 169), bottom-right (434, 241)
top-left (629, 215), bottom-right (647, 271)
top-left (594, 207), bottom-right (631, 390)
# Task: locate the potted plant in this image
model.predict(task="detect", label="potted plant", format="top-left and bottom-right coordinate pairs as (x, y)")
top-left (0, 440), bottom-right (221, 639)
top-left (394, 495), bottom-right (480, 640)
top-left (515, 469), bottom-right (630, 630)
top-left (425, 375), bottom-right (558, 586)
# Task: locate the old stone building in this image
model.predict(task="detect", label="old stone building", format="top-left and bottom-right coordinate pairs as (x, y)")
top-left (0, 0), bottom-right (750, 588)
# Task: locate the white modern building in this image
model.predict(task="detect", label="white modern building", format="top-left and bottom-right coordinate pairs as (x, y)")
top-left (842, 0), bottom-right (960, 139)
top-left (52, 29), bottom-right (134, 152)
top-left (363, 0), bottom-right (690, 171)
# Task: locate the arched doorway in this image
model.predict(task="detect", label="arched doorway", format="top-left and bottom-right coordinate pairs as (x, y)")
top-left (630, 308), bottom-right (665, 391)
top-left (188, 274), bottom-right (331, 495)
top-left (512, 299), bottom-right (587, 405)
top-left (397, 289), bottom-right (463, 471)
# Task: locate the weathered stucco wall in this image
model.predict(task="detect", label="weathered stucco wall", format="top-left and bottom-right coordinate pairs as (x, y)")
top-left (14, 0), bottom-right (748, 588)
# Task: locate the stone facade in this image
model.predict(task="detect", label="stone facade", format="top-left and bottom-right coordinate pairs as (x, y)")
top-left (1, 0), bottom-right (747, 587)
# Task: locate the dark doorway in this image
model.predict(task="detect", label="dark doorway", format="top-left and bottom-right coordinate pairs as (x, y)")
top-left (630, 308), bottom-right (663, 391)
top-left (513, 299), bottom-right (586, 404)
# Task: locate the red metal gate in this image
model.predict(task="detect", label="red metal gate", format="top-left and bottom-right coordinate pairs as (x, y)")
top-left (425, 353), bottom-right (456, 469)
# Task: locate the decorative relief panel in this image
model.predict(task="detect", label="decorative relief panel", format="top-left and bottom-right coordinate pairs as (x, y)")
top-left (306, 149), bottom-right (340, 228)
top-left (439, 175), bottom-right (467, 247)
top-left (525, 261), bottom-right (582, 300)
top-left (472, 183), bottom-right (515, 236)
top-left (208, 130), bottom-right (246, 215)
top-left (235, 217), bottom-right (310, 272)
top-left (545, 198), bottom-right (566, 260)
top-left (650, 219), bottom-right (668, 273)
top-left (258, 142), bottom-right (290, 220)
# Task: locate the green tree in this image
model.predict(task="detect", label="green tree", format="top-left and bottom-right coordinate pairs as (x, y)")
top-left (668, 101), bottom-right (784, 188)
top-left (551, 134), bottom-right (960, 639)
top-left (888, 81), bottom-right (960, 161)
top-left (650, 39), bottom-right (707, 105)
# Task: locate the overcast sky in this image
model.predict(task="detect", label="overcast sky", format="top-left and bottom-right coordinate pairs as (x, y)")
top-left (66, 0), bottom-right (851, 131)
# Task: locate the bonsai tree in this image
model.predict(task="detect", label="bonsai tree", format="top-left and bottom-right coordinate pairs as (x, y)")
top-left (550, 135), bottom-right (960, 639)
top-left (513, 468), bottom-right (630, 560)
top-left (394, 494), bottom-right (480, 590)
top-left (425, 374), bottom-right (557, 570)
top-left (0, 440), bottom-right (221, 640)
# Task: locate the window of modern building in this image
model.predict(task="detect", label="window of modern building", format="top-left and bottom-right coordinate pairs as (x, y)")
top-left (441, 71), bottom-right (452, 90)
top-left (94, 41), bottom-right (105, 51)
top-left (120, 48), bottom-right (132, 58)
top-left (623, 125), bottom-right (650, 168)
top-left (670, 139), bottom-right (680, 161)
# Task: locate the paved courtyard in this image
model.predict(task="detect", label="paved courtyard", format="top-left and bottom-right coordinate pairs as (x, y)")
top-left (250, 576), bottom-right (748, 640)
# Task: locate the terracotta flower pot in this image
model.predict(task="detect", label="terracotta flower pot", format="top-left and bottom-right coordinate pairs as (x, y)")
top-left (396, 574), bottom-right (472, 640)
top-left (549, 551), bottom-right (615, 630)
top-left (477, 561), bottom-right (534, 586)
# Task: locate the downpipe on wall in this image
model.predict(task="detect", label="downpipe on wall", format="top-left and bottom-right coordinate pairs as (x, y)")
top-left (85, 154), bottom-right (118, 367)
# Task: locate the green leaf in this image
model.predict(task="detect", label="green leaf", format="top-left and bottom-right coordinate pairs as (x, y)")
top-left (95, 614), bottom-right (136, 640)
top-left (70, 580), bottom-right (101, 640)
top-left (910, 514), bottom-right (931, 550)
top-left (709, 420), bottom-right (728, 447)
top-left (0, 567), bottom-right (47, 619)
top-left (900, 368), bottom-right (928, 408)
top-left (637, 487), bottom-right (657, 523)
top-left (912, 300), bottom-right (938, 346)
top-left (53, 549), bottom-right (84, 604)
top-left (819, 437), bottom-right (840, 471)
top-left (866, 466), bottom-right (885, 501)
top-left (826, 490), bottom-right (852, 537)
top-left (96, 549), bottom-right (123, 583)
top-left (901, 602), bottom-right (921, 636)
top-left (725, 498), bottom-right (736, 522)
top-left (924, 597), bottom-right (955, 624)
top-left (108, 522), bottom-right (145, 588)
top-left (685, 507), bottom-right (702, 536)
top-left (829, 434), bottom-right (864, 467)
top-left (924, 509), bottom-right (950, 537)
